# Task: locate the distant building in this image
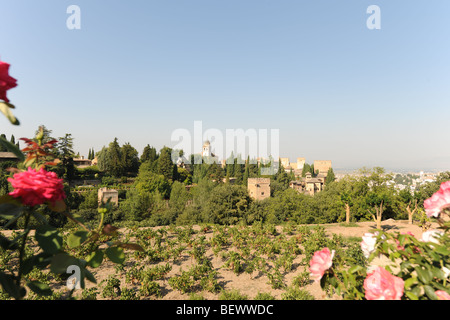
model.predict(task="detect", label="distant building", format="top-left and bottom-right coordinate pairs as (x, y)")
top-left (0, 152), bottom-right (19, 163)
top-left (200, 140), bottom-right (220, 165)
top-left (98, 187), bottom-right (119, 206)
top-left (280, 158), bottom-right (332, 179)
top-left (73, 156), bottom-right (92, 168)
top-left (313, 160), bottom-right (332, 176)
top-left (289, 172), bottom-right (325, 196)
top-left (248, 178), bottom-right (271, 201)
top-left (202, 140), bottom-right (212, 157)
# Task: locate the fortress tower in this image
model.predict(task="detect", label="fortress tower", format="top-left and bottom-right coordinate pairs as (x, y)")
top-left (202, 140), bottom-right (211, 157)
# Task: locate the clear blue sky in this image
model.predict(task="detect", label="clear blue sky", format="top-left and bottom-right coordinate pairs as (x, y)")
top-left (1, 1), bottom-right (449, 171)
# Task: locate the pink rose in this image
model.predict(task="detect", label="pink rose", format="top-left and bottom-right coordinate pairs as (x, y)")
top-left (0, 59), bottom-right (17, 103)
top-left (309, 247), bottom-right (335, 281)
top-left (435, 290), bottom-right (450, 300)
top-left (8, 167), bottom-right (66, 207)
top-left (364, 267), bottom-right (404, 300)
top-left (424, 181), bottom-right (450, 218)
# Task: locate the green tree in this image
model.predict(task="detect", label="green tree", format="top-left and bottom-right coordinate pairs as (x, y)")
top-left (0, 134), bottom-right (7, 152)
top-left (335, 176), bottom-right (357, 224)
top-left (243, 156), bottom-right (250, 186)
top-left (234, 156), bottom-right (244, 185)
top-left (79, 190), bottom-right (99, 210)
top-left (96, 138), bottom-right (126, 177)
top-left (54, 133), bottom-right (75, 182)
top-left (140, 144), bottom-right (158, 163)
top-left (96, 146), bottom-right (109, 172)
top-left (120, 189), bottom-right (153, 221)
top-left (302, 163), bottom-right (311, 177)
top-left (176, 167), bottom-right (192, 184)
top-left (226, 152), bottom-right (235, 178)
top-left (208, 163), bottom-right (225, 183)
top-left (271, 166), bottom-right (290, 196)
top-left (169, 181), bottom-right (192, 212)
top-left (121, 142), bottom-right (139, 176)
top-left (135, 161), bottom-right (171, 198)
top-left (415, 172), bottom-right (450, 207)
top-left (203, 184), bottom-right (250, 225)
top-left (397, 188), bottom-right (418, 225)
top-left (108, 138), bottom-right (123, 178)
top-left (363, 168), bottom-right (396, 229)
top-left (325, 168), bottom-right (336, 185)
top-left (157, 146), bottom-right (175, 181)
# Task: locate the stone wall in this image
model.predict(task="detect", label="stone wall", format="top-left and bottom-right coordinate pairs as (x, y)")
top-left (247, 178), bottom-right (271, 201)
top-left (98, 187), bottom-right (119, 206)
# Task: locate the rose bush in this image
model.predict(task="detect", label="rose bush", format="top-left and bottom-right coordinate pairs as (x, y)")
top-left (312, 181), bottom-right (450, 300)
top-left (0, 64), bottom-right (142, 299)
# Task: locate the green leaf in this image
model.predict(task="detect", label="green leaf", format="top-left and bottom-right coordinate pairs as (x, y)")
top-left (86, 250), bottom-right (104, 268)
top-left (397, 234), bottom-right (406, 246)
top-left (84, 269), bottom-right (97, 284)
top-left (0, 197), bottom-right (24, 223)
top-left (0, 133), bottom-right (23, 159)
top-left (31, 211), bottom-right (48, 225)
top-left (405, 291), bottom-right (419, 300)
top-left (20, 252), bottom-right (52, 276)
top-left (27, 281), bottom-right (52, 296)
top-left (0, 203), bottom-right (23, 219)
top-left (105, 247), bottom-right (125, 264)
top-left (0, 102), bottom-right (19, 125)
top-left (0, 234), bottom-right (19, 250)
top-left (35, 225), bottom-right (63, 254)
top-left (348, 265), bottom-right (363, 274)
top-left (0, 271), bottom-right (25, 300)
top-left (67, 231), bottom-right (89, 248)
top-left (50, 253), bottom-right (79, 274)
top-left (117, 242), bottom-right (145, 252)
top-left (51, 254), bottom-right (94, 289)
top-left (424, 285), bottom-right (438, 300)
top-left (404, 277), bottom-right (417, 290)
top-left (415, 266), bottom-right (432, 284)
top-left (434, 246), bottom-right (450, 256)
top-left (430, 267), bottom-right (445, 280)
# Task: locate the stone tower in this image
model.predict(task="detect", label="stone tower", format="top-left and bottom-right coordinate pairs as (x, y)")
top-left (247, 178), bottom-right (271, 201)
top-left (202, 140), bottom-right (211, 157)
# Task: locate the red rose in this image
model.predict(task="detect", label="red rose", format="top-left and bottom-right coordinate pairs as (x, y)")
top-left (8, 167), bottom-right (66, 207)
top-left (0, 59), bottom-right (18, 102)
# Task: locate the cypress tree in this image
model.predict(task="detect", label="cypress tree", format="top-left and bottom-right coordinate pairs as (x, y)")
top-left (157, 146), bottom-right (174, 181)
top-left (0, 134), bottom-right (6, 152)
top-left (108, 138), bottom-right (123, 177)
top-left (243, 156), bottom-right (250, 186)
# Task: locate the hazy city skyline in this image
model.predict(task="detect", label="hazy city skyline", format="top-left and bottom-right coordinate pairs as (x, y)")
top-left (1, 1), bottom-right (449, 172)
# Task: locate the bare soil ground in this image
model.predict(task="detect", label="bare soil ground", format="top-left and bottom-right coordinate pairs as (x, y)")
top-left (1, 219), bottom-right (435, 300)
top-left (84, 219), bottom-right (434, 300)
